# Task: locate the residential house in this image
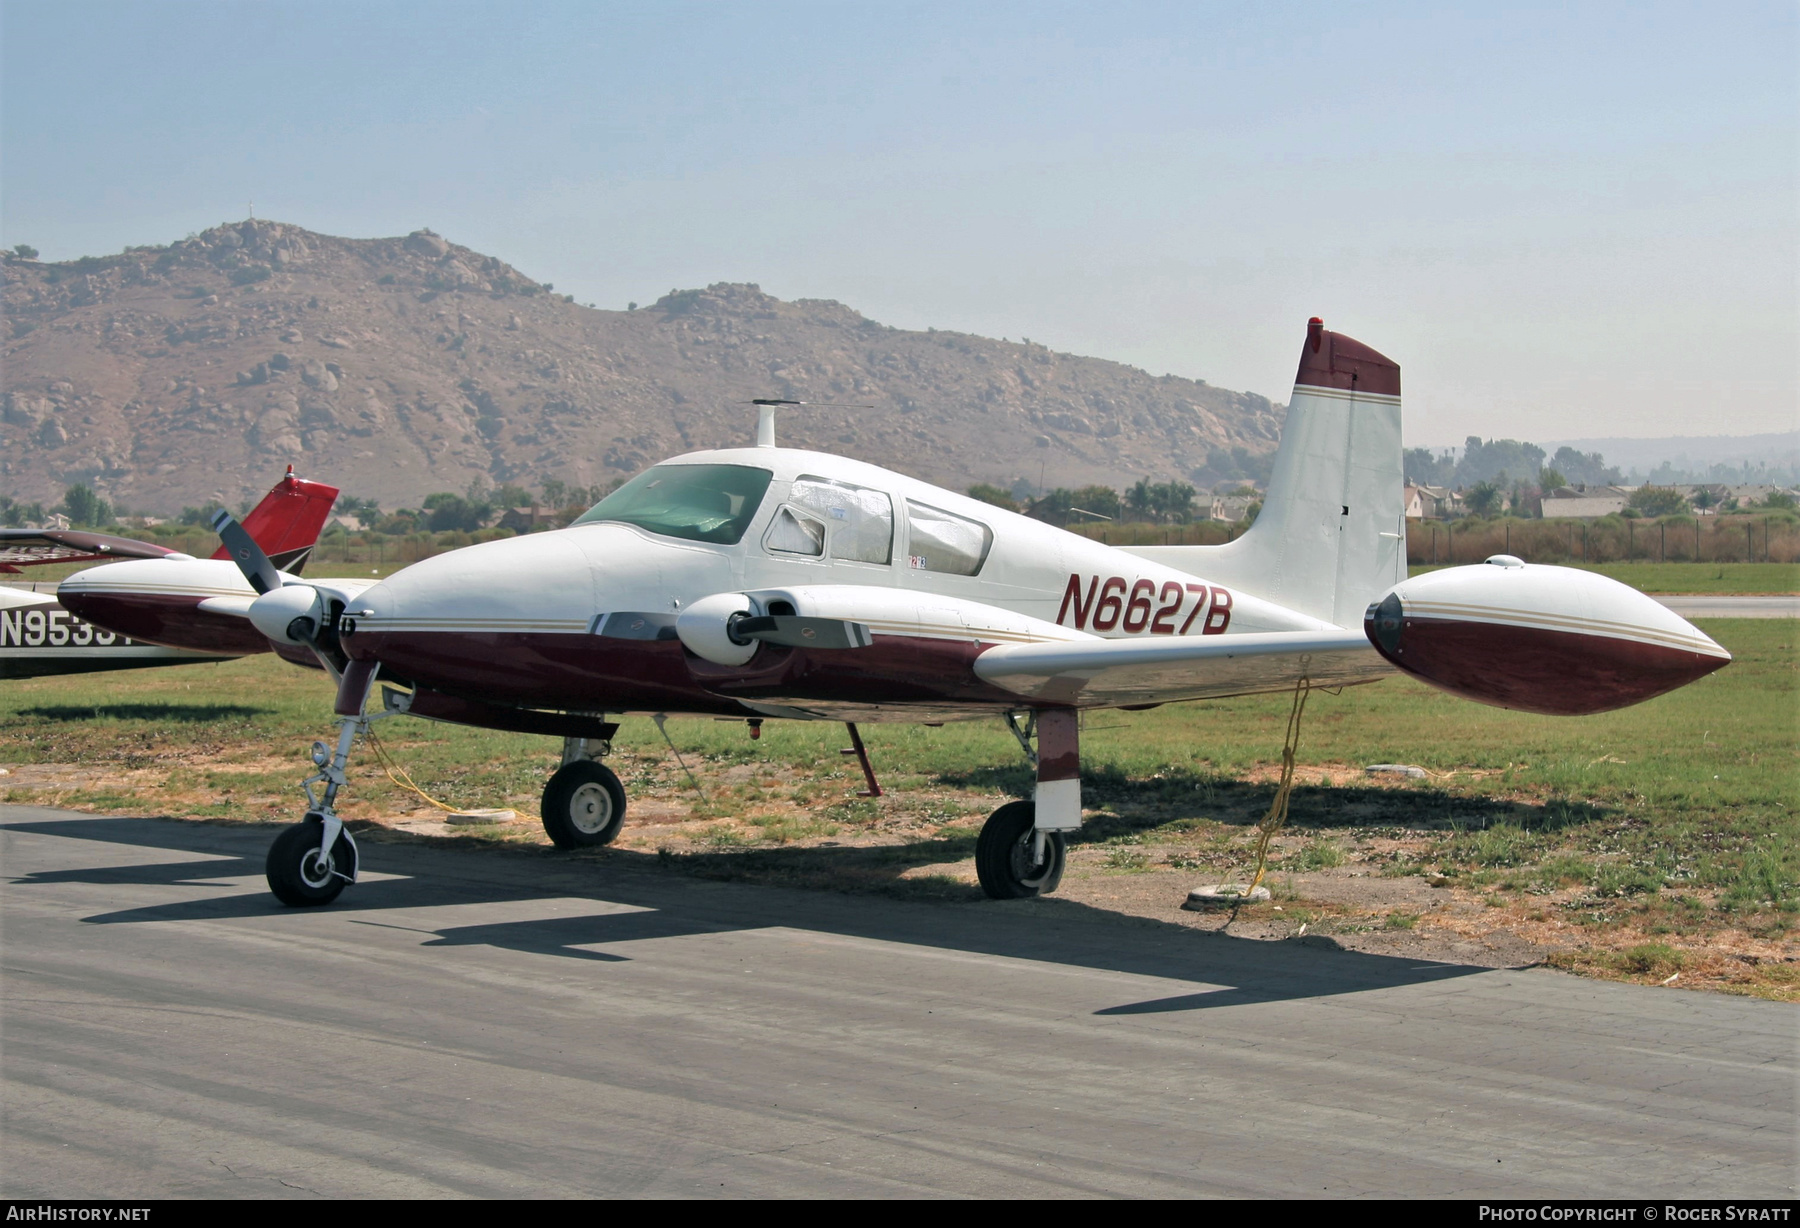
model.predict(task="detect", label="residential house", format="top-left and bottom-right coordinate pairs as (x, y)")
top-left (498, 505), bottom-right (549, 534)
top-left (1403, 484), bottom-right (1453, 519)
top-left (1207, 495), bottom-right (1257, 523)
top-left (1540, 485), bottom-right (1631, 519)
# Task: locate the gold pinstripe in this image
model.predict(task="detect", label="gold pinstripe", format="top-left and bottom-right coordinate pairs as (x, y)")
top-left (1401, 599), bottom-right (1725, 655)
top-left (1292, 384), bottom-right (1402, 405)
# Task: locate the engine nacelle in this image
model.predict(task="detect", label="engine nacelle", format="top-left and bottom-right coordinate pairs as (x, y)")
top-left (675, 591), bottom-right (760, 666)
top-left (1364, 558), bottom-right (1730, 715)
top-left (247, 584), bottom-right (324, 647)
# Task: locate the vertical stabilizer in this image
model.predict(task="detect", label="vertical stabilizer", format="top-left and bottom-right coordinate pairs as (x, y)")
top-left (211, 466), bottom-right (340, 574)
top-left (1123, 318), bottom-right (1405, 628)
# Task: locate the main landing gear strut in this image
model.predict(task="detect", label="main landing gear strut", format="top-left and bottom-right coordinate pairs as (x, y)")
top-left (975, 709), bottom-right (1082, 900)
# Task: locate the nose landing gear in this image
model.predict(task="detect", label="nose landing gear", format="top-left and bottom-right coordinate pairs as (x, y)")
top-left (267, 660), bottom-right (382, 907)
top-left (267, 815), bottom-right (357, 906)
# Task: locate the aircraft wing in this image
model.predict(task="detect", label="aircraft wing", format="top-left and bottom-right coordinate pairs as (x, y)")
top-left (0, 530), bottom-right (178, 571)
top-left (972, 630), bottom-right (1390, 707)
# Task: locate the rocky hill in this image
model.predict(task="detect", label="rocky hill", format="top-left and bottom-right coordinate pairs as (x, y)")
top-left (1, 220), bottom-right (1283, 512)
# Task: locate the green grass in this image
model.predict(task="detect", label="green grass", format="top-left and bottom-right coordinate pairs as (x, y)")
top-left (2, 619), bottom-right (1793, 957)
top-left (1409, 562), bottom-right (1798, 594)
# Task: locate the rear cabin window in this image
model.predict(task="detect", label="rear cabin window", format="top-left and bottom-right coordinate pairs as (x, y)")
top-left (573, 464), bottom-right (773, 545)
top-left (904, 500), bottom-right (992, 576)
top-left (790, 476), bottom-right (893, 564)
top-left (763, 504), bottom-right (825, 557)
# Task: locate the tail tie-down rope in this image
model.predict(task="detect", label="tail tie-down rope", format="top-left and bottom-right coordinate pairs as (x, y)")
top-left (1243, 678), bottom-right (1312, 899)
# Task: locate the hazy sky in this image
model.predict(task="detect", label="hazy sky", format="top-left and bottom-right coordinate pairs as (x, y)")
top-left (3, 1), bottom-right (1794, 445)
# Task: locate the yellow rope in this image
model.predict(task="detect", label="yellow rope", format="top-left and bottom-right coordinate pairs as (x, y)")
top-left (1244, 678), bottom-right (1311, 897)
top-left (363, 726), bottom-right (459, 813)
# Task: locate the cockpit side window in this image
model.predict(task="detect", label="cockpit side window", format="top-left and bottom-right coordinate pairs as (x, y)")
top-left (904, 500), bottom-right (993, 576)
top-left (790, 475), bottom-right (894, 564)
top-left (573, 464), bottom-right (773, 545)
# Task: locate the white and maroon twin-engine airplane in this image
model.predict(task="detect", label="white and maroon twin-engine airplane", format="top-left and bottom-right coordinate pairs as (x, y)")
top-left (61, 319), bottom-right (1729, 907)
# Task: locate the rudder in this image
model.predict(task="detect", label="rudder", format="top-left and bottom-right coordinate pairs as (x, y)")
top-left (212, 466), bottom-right (341, 574)
top-left (1123, 318), bottom-right (1405, 628)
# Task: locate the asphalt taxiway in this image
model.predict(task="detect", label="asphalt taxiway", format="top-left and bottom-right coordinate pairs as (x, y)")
top-left (1, 804), bottom-right (1793, 1198)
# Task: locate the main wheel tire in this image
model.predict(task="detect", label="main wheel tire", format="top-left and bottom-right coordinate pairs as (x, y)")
top-left (542, 760), bottom-right (627, 849)
top-left (975, 800), bottom-right (1065, 900)
top-left (266, 818), bottom-right (352, 907)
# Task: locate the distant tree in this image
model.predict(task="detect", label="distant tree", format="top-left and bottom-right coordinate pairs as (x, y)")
top-left (377, 511), bottom-right (420, 535)
top-left (966, 483), bottom-right (1017, 512)
top-left (340, 496), bottom-right (385, 528)
top-left (1456, 437), bottom-right (1546, 488)
top-left (1540, 467), bottom-right (1568, 492)
top-left (59, 483), bottom-right (112, 527)
top-left (178, 500), bottom-right (227, 527)
top-left (1071, 485), bottom-right (1120, 521)
top-left (1404, 447), bottom-right (1456, 487)
top-left (1026, 488), bottom-right (1076, 526)
top-left (1463, 481), bottom-right (1504, 518)
top-left (1123, 479), bottom-right (1154, 523)
top-left (493, 483), bottom-right (532, 509)
top-left (1763, 490), bottom-right (1797, 511)
top-left (1149, 481), bottom-right (1196, 524)
top-left (1548, 446), bottom-right (1621, 486)
top-left (11, 244), bottom-right (38, 260)
top-left (538, 478), bottom-right (568, 509)
top-left (1628, 486), bottom-right (1689, 517)
top-left (422, 492), bottom-right (490, 532)
top-left (4, 499), bottom-right (43, 527)
top-left (1691, 488), bottom-right (1718, 512)
top-left (1201, 444), bottom-right (1276, 487)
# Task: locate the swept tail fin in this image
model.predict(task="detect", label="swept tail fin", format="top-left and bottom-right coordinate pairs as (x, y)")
top-left (210, 466), bottom-right (340, 574)
top-left (1123, 318), bottom-right (1406, 628)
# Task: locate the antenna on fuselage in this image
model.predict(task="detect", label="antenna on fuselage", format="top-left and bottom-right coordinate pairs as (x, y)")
top-left (744, 398), bottom-right (872, 449)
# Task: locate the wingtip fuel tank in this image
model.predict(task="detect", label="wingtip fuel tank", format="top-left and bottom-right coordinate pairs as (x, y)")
top-left (1364, 558), bottom-right (1730, 715)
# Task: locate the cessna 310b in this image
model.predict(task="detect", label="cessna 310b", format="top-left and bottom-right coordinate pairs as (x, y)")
top-left (3, 467), bottom-right (338, 679)
top-left (60, 319), bottom-right (1730, 906)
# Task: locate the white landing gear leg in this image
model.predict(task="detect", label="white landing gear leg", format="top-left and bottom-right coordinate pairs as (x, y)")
top-left (267, 661), bottom-right (381, 907)
top-left (977, 709), bottom-right (1079, 899)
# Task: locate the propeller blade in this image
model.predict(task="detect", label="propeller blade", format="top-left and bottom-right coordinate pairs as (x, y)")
top-left (732, 615), bottom-right (873, 650)
top-left (594, 611), bottom-right (680, 641)
top-left (209, 508), bottom-right (283, 595)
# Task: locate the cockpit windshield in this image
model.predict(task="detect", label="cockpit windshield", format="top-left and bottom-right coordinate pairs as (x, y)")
top-left (572, 463), bottom-right (773, 545)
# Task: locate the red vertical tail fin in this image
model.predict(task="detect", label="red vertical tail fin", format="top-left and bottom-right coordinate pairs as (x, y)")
top-left (211, 466), bottom-right (340, 574)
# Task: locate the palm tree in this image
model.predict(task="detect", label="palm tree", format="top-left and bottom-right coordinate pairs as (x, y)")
top-left (1124, 479), bottom-right (1154, 523)
top-left (1465, 481), bottom-right (1504, 519)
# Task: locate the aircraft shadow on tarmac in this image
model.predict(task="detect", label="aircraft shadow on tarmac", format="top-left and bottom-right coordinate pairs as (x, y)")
top-left (4, 809), bottom-right (1491, 1013)
top-left (942, 764), bottom-right (1609, 837)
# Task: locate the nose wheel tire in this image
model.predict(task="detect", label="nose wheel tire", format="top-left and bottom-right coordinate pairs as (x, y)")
top-left (542, 760), bottom-right (628, 849)
top-left (267, 818), bottom-right (353, 907)
top-left (975, 800), bottom-right (1065, 900)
